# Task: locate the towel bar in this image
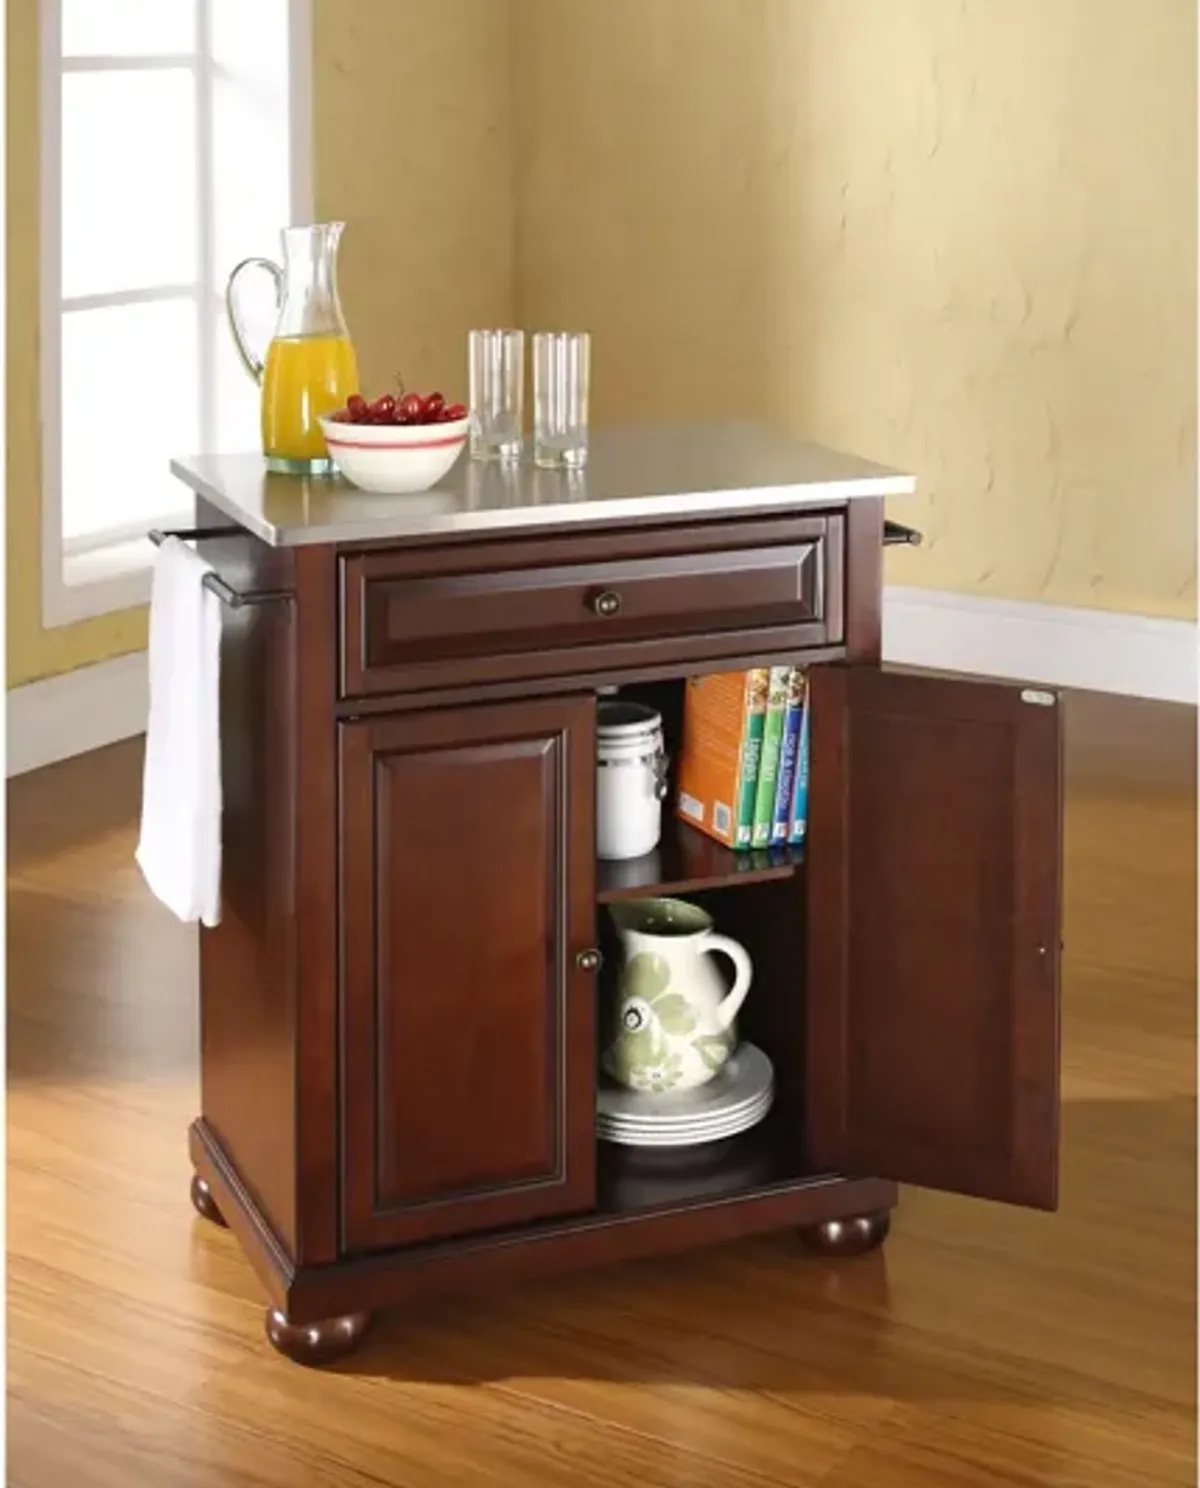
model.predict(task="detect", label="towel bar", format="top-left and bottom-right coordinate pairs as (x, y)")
top-left (883, 521), bottom-right (923, 547)
top-left (148, 528), bottom-right (293, 611)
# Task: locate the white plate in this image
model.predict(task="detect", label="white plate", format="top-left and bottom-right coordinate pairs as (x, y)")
top-left (596, 1043), bottom-right (774, 1126)
top-left (598, 1094), bottom-right (772, 1148)
top-left (597, 1116), bottom-right (772, 1149)
top-left (598, 1090), bottom-right (773, 1137)
top-left (597, 1087), bottom-right (774, 1135)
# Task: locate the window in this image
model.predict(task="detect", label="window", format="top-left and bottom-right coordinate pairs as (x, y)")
top-left (40, 0), bottom-right (311, 625)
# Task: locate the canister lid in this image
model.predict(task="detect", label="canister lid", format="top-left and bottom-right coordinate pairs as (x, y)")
top-left (597, 700), bottom-right (662, 741)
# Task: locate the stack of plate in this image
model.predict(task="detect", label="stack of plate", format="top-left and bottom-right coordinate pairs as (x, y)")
top-left (597, 1043), bottom-right (774, 1149)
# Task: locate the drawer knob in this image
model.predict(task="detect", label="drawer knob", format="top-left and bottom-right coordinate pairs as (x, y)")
top-left (576, 948), bottom-right (603, 973)
top-left (590, 590), bottom-right (622, 619)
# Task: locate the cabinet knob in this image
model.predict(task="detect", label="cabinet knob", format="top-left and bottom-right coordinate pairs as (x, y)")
top-left (590, 590), bottom-right (622, 619)
top-left (576, 948), bottom-right (603, 973)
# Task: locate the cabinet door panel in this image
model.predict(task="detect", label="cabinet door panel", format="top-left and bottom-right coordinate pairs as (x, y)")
top-left (807, 668), bottom-right (1062, 1209)
top-left (340, 695), bottom-right (596, 1252)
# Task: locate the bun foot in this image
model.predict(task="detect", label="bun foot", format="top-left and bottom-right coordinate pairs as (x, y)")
top-left (189, 1174), bottom-right (227, 1228)
top-left (799, 1210), bottom-right (891, 1257)
top-left (265, 1308), bottom-right (372, 1366)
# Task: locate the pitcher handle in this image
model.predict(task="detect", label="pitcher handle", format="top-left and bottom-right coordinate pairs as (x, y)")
top-left (701, 934), bottom-right (754, 1032)
top-left (225, 256), bottom-right (283, 384)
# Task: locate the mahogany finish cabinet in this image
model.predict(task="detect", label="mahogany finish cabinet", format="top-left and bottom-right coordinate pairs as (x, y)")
top-left (169, 428), bottom-right (1063, 1366)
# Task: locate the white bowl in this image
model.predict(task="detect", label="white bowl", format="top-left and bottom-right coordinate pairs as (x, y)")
top-left (319, 414), bottom-right (468, 494)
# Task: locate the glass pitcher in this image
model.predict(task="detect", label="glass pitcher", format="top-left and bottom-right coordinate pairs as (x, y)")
top-left (226, 222), bottom-right (359, 475)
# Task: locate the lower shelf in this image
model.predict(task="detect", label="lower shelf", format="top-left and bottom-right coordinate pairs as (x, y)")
top-left (596, 1112), bottom-right (821, 1215)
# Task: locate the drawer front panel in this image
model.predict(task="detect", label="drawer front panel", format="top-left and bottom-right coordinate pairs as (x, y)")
top-left (341, 515), bottom-right (841, 698)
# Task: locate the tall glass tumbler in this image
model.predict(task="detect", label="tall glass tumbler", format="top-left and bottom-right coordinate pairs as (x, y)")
top-left (533, 331), bottom-right (590, 468)
top-left (468, 329), bottom-right (524, 461)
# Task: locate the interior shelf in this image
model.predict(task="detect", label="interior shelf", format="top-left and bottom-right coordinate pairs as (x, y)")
top-left (596, 817), bottom-right (804, 903)
top-left (595, 1113), bottom-right (824, 1216)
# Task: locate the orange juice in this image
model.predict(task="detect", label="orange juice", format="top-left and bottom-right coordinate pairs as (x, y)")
top-left (261, 333), bottom-right (358, 468)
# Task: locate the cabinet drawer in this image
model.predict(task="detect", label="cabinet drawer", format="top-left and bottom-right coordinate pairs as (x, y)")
top-left (341, 514), bottom-right (842, 698)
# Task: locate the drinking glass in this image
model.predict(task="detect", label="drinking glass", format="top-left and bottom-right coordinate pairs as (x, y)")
top-left (533, 331), bottom-right (590, 468)
top-left (468, 328), bottom-right (524, 461)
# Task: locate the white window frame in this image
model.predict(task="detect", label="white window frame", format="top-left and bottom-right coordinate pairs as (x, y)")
top-left (39, 0), bottom-right (313, 627)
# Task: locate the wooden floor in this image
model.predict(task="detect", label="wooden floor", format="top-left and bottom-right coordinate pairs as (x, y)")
top-left (7, 691), bottom-right (1196, 1487)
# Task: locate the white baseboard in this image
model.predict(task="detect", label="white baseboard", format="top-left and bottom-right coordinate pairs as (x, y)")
top-left (7, 649), bottom-right (148, 778)
top-left (884, 586), bottom-right (1198, 704)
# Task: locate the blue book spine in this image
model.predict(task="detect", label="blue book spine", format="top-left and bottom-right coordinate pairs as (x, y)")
top-left (788, 689), bottom-right (811, 845)
top-left (770, 671), bottom-right (803, 843)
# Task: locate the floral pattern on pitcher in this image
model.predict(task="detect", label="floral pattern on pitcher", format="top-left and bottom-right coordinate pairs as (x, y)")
top-left (603, 897), bottom-right (752, 1095)
top-left (605, 948), bottom-right (737, 1092)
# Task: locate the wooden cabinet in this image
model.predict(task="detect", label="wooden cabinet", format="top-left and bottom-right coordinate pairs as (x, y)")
top-left (339, 696), bottom-right (598, 1250)
top-left (184, 492), bottom-right (1066, 1365)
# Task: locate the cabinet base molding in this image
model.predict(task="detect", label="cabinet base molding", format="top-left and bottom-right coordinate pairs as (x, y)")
top-left (265, 1308), bottom-right (372, 1366)
top-left (797, 1210), bottom-right (890, 1257)
top-left (190, 1120), bottom-right (896, 1339)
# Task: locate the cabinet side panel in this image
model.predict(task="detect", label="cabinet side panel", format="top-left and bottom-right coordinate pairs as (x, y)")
top-left (294, 545), bottom-right (341, 1263)
top-left (844, 498), bottom-right (883, 663)
top-left (197, 506), bottom-right (298, 1254)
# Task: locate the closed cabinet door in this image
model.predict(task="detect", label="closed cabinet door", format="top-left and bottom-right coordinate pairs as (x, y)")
top-left (806, 667), bottom-right (1063, 1210)
top-left (339, 695), bottom-right (597, 1253)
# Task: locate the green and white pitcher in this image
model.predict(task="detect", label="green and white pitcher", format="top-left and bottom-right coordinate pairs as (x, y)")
top-left (602, 898), bottom-right (753, 1095)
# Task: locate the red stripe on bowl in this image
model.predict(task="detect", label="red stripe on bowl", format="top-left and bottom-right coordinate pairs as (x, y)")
top-left (324, 431), bottom-right (466, 452)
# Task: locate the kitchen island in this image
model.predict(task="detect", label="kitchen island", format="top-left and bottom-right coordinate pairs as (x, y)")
top-left (168, 422), bottom-right (1062, 1366)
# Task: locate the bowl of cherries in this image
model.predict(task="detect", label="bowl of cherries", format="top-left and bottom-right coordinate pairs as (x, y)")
top-left (320, 385), bottom-right (469, 494)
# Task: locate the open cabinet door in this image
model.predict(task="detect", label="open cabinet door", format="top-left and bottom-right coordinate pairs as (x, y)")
top-left (806, 668), bottom-right (1062, 1209)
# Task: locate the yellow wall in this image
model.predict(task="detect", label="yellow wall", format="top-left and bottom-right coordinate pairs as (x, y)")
top-left (6, 0), bottom-right (513, 687)
top-left (515, 0), bottom-right (1197, 619)
top-left (311, 0), bottom-right (513, 403)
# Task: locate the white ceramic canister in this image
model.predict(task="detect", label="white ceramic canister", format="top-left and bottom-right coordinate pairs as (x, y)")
top-left (596, 701), bottom-right (668, 861)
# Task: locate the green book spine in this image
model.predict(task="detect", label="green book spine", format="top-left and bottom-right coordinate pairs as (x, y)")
top-left (733, 669), bottom-right (769, 849)
top-left (751, 667), bottom-right (791, 847)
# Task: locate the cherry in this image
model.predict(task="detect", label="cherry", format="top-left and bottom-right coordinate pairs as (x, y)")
top-left (347, 393), bottom-right (368, 422)
top-left (422, 392), bottom-right (445, 423)
top-left (398, 392), bottom-right (424, 422)
top-left (371, 393), bottom-right (396, 420)
top-left (444, 402), bottom-right (467, 421)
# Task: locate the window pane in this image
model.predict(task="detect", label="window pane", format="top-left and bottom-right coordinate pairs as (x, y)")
top-left (210, 0), bottom-right (291, 305)
top-left (211, 0), bottom-right (287, 82)
top-left (212, 70), bottom-right (291, 284)
top-left (61, 301), bottom-right (199, 541)
top-left (62, 0), bottom-right (196, 57)
top-left (215, 303), bottom-right (270, 453)
top-left (62, 70), bottom-right (197, 299)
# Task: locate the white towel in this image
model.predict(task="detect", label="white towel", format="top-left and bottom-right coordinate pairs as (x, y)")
top-left (136, 537), bottom-right (223, 927)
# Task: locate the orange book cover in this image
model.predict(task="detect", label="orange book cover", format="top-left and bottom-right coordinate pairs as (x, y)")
top-left (675, 670), bottom-right (768, 849)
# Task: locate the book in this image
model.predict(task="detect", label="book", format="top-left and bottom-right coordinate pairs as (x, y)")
top-left (788, 682), bottom-right (811, 845)
top-left (676, 669), bottom-right (769, 850)
top-left (771, 668), bottom-right (806, 844)
top-left (751, 667), bottom-right (792, 847)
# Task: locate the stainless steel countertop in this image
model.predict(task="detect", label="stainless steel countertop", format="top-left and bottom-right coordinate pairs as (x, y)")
top-left (169, 422), bottom-right (916, 549)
